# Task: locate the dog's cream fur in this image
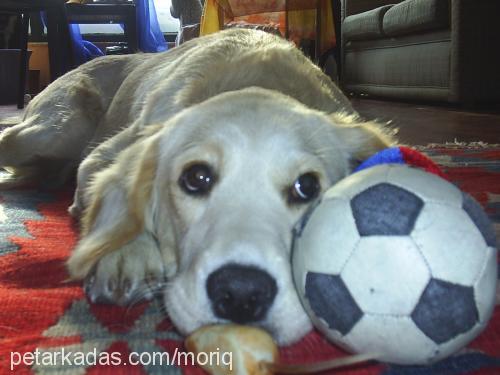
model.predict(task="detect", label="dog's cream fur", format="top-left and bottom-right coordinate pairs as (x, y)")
top-left (0, 29), bottom-right (394, 344)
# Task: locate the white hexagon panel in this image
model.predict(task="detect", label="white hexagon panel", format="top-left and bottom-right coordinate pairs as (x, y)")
top-left (293, 197), bottom-right (360, 277)
top-left (412, 203), bottom-right (490, 285)
top-left (341, 236), bottom-right (430, 316)
top-left (323, 165), bottom-right (392, 201)
top-left (344, 314), bottom-right (439, 365)
top-left (386, 165), bottom-right (463, 207)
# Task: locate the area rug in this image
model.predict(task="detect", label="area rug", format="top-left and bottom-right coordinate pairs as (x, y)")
top-left (0, 144), bottom-right (499, 375)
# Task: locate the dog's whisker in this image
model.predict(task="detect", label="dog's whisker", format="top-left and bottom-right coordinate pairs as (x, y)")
top-left (124, 279), bottom-right (167, 312)
top-left (311, 145), bottom-right (336, 156)
top-left (304, 124), bottom-right (328, 141)
top-left (125, 292), bottom-right (153, 313)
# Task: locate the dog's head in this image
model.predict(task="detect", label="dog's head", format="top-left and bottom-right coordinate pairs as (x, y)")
top-left (69, 88), bottom-right (394, 344)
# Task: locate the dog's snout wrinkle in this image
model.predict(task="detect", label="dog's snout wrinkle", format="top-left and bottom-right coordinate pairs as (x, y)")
top-left (206, 264), bottom-right (277, 324)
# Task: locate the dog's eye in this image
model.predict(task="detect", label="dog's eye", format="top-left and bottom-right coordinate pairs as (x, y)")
top-left (289, 173), bottom-right (320, 203)
top-left (179, 163), bottom-right (215, 195)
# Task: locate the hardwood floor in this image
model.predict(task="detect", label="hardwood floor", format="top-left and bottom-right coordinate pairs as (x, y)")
top-left (1, 98), bottom-right (499, 146)
top-left (351, 98), bottom-right (500, 146)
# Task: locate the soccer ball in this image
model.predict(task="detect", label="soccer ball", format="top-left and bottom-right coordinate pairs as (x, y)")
top-left (292, 164), bottom-right (497, 365)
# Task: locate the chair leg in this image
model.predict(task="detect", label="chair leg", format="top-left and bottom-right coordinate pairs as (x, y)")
top-left (58, 5), bottom-right (76, 72)
top-left (46, 5), bottom-right (73, 81)
top-left (17, 12), bottom-right (30, 110)
top-left (46, 8), bottom-right (62, 80)
top-left (124, 8), bottom-right (138, 52)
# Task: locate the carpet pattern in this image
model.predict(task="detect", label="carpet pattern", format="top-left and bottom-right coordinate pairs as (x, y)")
top-left (0, 145), bottom-right (499, 374)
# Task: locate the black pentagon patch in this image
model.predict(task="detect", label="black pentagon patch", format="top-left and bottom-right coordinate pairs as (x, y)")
top-left (305, 272), bottom-right (363, 335)
top-left (351, 183), bottom-right (424, 236)
top-left (462, 192), bottom-right (497, 248)
top-left (411, 279), bottom-right (478, 344)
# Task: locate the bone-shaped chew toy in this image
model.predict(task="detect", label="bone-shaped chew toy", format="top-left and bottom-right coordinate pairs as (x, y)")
top-left (185, 324), bottom-right (378, 375)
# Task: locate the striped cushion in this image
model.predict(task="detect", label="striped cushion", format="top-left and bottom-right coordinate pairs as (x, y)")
top-left (343, 5), bottom-right (394, 41)
top-left (383, 0), bottom-right (449, 36)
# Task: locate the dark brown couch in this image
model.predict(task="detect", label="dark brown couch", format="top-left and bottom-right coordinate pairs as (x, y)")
top-left (340, 0), bottom-right (500, 105)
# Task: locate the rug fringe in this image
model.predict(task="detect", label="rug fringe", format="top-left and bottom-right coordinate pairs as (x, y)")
top-left (416, 141), bottom-right (500, 149)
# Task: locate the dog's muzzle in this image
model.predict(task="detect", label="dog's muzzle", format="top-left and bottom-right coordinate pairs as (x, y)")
top-left (206, 264), bottom-right (277, 324)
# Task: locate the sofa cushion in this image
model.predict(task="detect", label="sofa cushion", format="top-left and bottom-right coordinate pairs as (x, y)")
top-left (343, 5), bottom-right (394, 41)
top-left (383, 0), bottom-right (449, 36)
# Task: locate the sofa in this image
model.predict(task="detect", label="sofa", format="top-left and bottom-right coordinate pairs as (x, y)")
top-left (340, 0), bottom-right (500, 105)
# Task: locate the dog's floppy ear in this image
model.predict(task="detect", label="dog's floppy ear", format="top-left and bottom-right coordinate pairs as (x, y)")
top-left (67, 131), bottom-right (161, 280)
top-left (331, 112), bottom-right (396, 167)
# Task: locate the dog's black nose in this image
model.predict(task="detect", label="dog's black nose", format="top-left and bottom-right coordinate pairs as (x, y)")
top-left (206, 264), bottom-right (277, 324)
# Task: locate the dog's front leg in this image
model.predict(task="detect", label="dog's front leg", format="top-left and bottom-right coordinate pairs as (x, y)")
top-left (69, 125), bottom-right (140, 217)
top-left (83, 232), bottom-right (165, 305)
top-left (67, 128), bottom-right (177, 306)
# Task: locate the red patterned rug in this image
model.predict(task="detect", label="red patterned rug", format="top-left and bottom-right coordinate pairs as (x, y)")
top-left (0, 144), bottom-right (499, 374)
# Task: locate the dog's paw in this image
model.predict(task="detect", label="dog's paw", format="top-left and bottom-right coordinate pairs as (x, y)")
top-left (84, 233), bottom-right (165, 306)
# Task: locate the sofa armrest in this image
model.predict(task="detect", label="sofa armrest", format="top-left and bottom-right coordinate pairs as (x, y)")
top-left (341, 0), bottom-right (403, 20)
top-left (450, 0), bottom-right (500, 104)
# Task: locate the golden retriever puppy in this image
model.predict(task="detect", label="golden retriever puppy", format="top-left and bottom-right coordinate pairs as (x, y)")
top-left (0, 29), bottom-right (394, 344)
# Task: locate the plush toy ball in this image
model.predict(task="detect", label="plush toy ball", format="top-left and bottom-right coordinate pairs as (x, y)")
top-left (292, 164), bottom-right (498, 365)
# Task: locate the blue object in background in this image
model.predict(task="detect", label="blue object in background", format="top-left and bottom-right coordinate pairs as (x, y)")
top-left (43, 0), bottom-right (167, 67)
top-left (70, 24), bottom-right (104, 65)
top-left (136, 0), bottom-right (168, 53)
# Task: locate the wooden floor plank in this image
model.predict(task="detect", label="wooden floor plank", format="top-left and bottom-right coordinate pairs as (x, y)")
top-left (351, 98), bottom-right (500, 146)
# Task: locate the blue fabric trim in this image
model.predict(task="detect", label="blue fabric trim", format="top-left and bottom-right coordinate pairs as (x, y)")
top-left (355, 147), bottom-right (405, 173)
